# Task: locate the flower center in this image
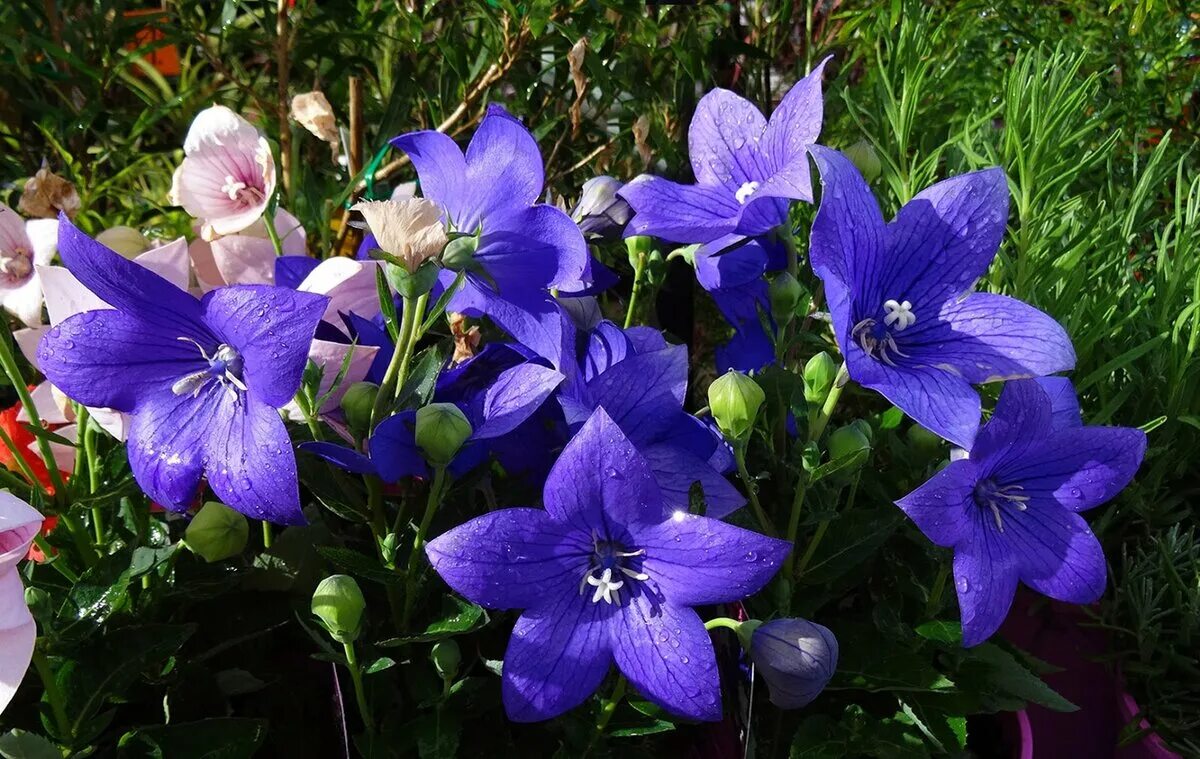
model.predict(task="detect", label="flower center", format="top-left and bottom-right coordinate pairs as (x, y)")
top-left (578, 533), bottom-right (649, 606)
top-left (220, 175), bottom-right (265, 208)
top-left (0, 246), bottom-right (33, 283)
top-left (882, 299), bottom-right (916, 330)
top-left (973, 479), bottom-right (1029, 533)
top-left (172, 337), bottom-right (247, 399)
top-left (734, 181), bottom-right (760, 205)
top-left (850, 299), bottom-right (917, 365)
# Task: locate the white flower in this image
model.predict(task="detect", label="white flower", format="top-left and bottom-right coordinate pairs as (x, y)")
top-left (0, 204), bottom-right (56, 327)
top-left (353, 198), bottom-right (448, 273)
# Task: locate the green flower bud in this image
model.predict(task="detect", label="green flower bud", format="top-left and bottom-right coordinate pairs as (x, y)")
top-left (96, 226), bottom-right (150, 258)
top-left (625, 234), bottom-right (654, 269)
top-left (24, 586), bottom-right (49, 613)
top-left (907, 423), bottom-right (943, 454)
top-left (340, 382), bottom-right (379, 438)
top-left (312, 574), bottom-right (366, 644)
top-left (185, 502), bottom-right (249, 563)
top-left (770, 272), bottom-right (804, 326)
top-left (415, 403), bottom-right (472, 466)
top-left (803, 352), bottom-right (838, 404)
top-left (441, 235), bottom-right (480, 272)
top-left (708, 370), bottom-right (765, 442)
top-left (844, 139), bottom-right (882, 183)
top-left (828, 424), bottom-right (871, 462)
top-left (385, 259), bottom-right (440, 299)
top-left (431, 639), bottom-right (461, 682)
top-left (849, 419), bottom-right (873, 445)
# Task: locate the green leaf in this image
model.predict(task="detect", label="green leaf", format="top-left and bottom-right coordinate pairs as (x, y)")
top-left (117, 718), bottom-right (267, 758)
top-left (396, 346), bottom-right (445, 409)
top-left (962, 643), bottom-right (1077, 712)
top-left (798, 510), bottom-right (902, 585)
top-left (378, 596), bottom-right (487, 645)
top-left (914, 620), bottom-right (962, 645)
top-left (55, 552), bottom-right (134, 636)
top-left (375, 265), bottom-right (399, 342)
top-left (317, 546), bottom-right (402, 586)
top-left (364, 657), bottom-right (397, 675)
top-left (0, 730), bottom-right (61, 759)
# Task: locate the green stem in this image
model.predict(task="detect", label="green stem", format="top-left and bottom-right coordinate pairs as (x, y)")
top-left (586, 675), bottom-right (627, 756)
top-left (624, 252), bottom-right (646, 329)
top-left (808, 362), bottom-right (847, 444)
top-left (926, 560), bottom-right (950, 617)
top-left (57, 512), bottom-right (98, 567)
top-left (370, 295), bottom-right (419, 429)
top-left (263, 208), bottom-right (284, 257)
top-left (734, 446), bottom-right (776, 536)
top-left (782, 474), bottom-right (808, 581)
top-left (343, 641), bottom-right (375, 733)
top-left (394, 292), bottom-right (430, 393)
top-left (77, 410), bottom-right (105, 544)
top-left (261, 521), bottom-right (273, 549)
top-left (0, 329), bottom-right (66, 496)
top-left (0, 465), bottom-right (32, 498)
top-left (0, 421), bottom-right (44, 493)
top-left (792, 518), bottom-right (829, 581)
top-left (402, 467), bottom-right (447, 628)
top-left (33, 535), bottom-right (78, 583)
top-left (704, 616), bottom-right (742, 633)
top-left (32, 651), bottom-right (70, 741)
top-left (366, 475), bottom-right (406, 630)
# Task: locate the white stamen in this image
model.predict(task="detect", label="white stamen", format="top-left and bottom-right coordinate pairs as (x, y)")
top-left (620, 567), bottom-right (650, 581)
top-left (587, 568), bottom-right (624, 605)
top-left (734, 181), bottom-right (760, 204)
top-left (221, 175), bottom-right (249, 201)
top-left (882, 299), bottom-right (916, 331)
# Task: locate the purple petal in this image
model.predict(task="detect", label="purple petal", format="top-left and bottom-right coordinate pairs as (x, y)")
top-left (426, 508), bottom-right (584, 610)
top-left (992, 426), bottom-right (1147, 513)
top-left (472, 364), bottom-right (564, 439)
top-left (761, 57), bottom-right (830, 175)
top-left (543, 408), bottom-right (661, 535)
top-left (38, 310), bottom-right (207, 412)
top-left (583, 321), bottom-right (633, 381)
top-left (56, 216), bottom-right (207, 337)
top-left (894, 459), bottom-right (979, 547)
top-left (464, 104), bottom-right (545, 227)
top-left (715, 320), bottom-right (775, 374)
top-left (854, 360), bottom-right (981, 450)
top-left (502, 590), bottom-right (614, 722)
top-left (449, 281), bottom-right (573, 371)
top-left (624, 326), bottom-right (670, 354)
top-left (639, 444), bottom-right (745, 519)
top-left (955, 525), bottom-right (1019, 647)
top-left (619, 175), bottom-right (740, 244)
top-left (610, 598), bottom-right (721, 721)
top-left (275, 255), bottom-right (321, 290)
top-left (880, 168), bottom-right (1009, 310)
top-left (370, 410), bottom-right (429, 482)
top-left (475, 204), bottom-right (588, 292)
top-left (687, 88), bottom-right (768, 189)
top-left (694, 235), bottom-right (768, 292)
top-left (970, 379), bottom-right (1053, 464)
top-left (201, 285), bottom-right (329, 407)
top-left (299, 442), bottom-right (376, 476)
top-left (1036, 377), bottom-right (1082, 430)
top-left (390, 130), bottom-right (470, 224)
top-left (1002, 504), bottom-right (1106, 604)
top-left (900, 293), bottom-right (1075, 385)
top-left (127, 388), bottom-right (215, 510)
top-left (205, 394), bottom-right (304, 525)
top-left (632, 512), bottom-right (789, 604)
top-left (585, 344), bottom-right (688, 439)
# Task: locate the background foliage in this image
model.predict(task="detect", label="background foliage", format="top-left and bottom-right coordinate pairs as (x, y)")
top-left (0, 0), bottom-right (1196, 756)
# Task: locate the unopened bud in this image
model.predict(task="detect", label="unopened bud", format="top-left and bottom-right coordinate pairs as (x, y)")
top-left (625, 235), bottom-right (653, 270)
top-left (431, 639), bottom-right (461, 681)
top-left (844, 140), bottom-right (881, 184)
top-left (749, 618), bottom-right (838, 709)
top-left (340, 382), bottom-right (379, 438)
top-left (24, 586), bottom-right (49, 614)
top-left (96, 226), bottom-right (150, 258)
top-left (572, 176), bottom-right (632, 239)
top-left (708, 370), bottom-right (765, 442)
top-left (185, 502), bottom-right (249, 563)
top-left (312, 574), bottom-right (366, 644)
top-left (770, 272), bottom-right (804, 326)
top-left (441, 235), bottom-right (480, 272)
top-left (803, 352), bottom-right (837, 404)
top-left (828, 423), bottom-right (870, 463)
top-left (415, 403), bottom-right (472, 467)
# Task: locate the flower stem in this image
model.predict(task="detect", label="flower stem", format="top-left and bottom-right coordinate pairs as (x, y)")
top-left (926, 559), bottom-right (950, 617)
top-left (343, 641), bottom-right (375, 733)
top-left (370, 295), bottom-right (418, 429)
top-left (808, 362), bottom-right (847, 443)
top-left (394, 292), bottom-right (430, 393)
top-left (402, 467), bottom-right (447, 628)
top-left (32, 651), bottom-right (70, 741)
top-left (782, 475), bottom-right (808, 581)
top-left (586, 675), bottom-right (627, 756)
top-left (77, 408), bottom-right (104, 544)
top-left (734, 446), bottom-right (776, 537)
top-left (34, 535), bottom-right (78, 583)
top-left (261, 521), bottom-right (273, 549)
top-left (792, 518), bottom-right (828, 581)
top-left (703, 616), bottom-right (742, 633)
top-left (624, 250), bottom-right (647, 329)
top-left (0, 328), bottom-right (66, 496)
top-left (263, 205), bottom-right (284, 257)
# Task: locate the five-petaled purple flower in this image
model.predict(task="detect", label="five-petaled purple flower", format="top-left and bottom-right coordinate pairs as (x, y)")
top-left (896, 378), bottom-right (1146, 646)
top-left (38, 217), bottom-right (327, 525)
top-left (620, 60), bottom-right (830, 372)
top-left (808, 145), bottom-right (1076, 448)
top-left (392, 105), bottom-right (590, 366)
top-left (426, 408), bottom-right (790, 722)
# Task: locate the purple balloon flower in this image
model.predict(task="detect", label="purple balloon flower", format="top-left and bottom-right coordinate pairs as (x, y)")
top-left (38, 217), bottom-right (328, 525)
top-left (562, 319), bottom-right (743, 518)
top-left (391, 105), bottom-right (589, 366)
top-left (896, 378), bottom-right (1146, 646)
top-left (426, 408), bottom-right (790, 722)
top-left (748, 617), bottom-right (838, 709)
top-left (808, 145), bottom-right (1076, 448)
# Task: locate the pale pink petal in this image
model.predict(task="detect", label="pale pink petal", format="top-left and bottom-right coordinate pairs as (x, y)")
top-left (37, 265), bottom-right (110, 325)
top-left (188, 236), bottom-right (224, 290)
top-left (89, 407), bottom-right (129, 442)
top-left (210, 234), bottom-right (277, 286)
top-left (0, 204), bottom-right (29, 255)
top-left (183, 104), bottom-right (261, 153)
top-left (2, 274), bottom-right (45, 327)
top-left (135, 237), bottom-right (191, 290)
top-left (24, 219), bottom-right (58, 264)
top-left (18, 382), bottom-right (70, 426)
top-left (40, 423), bottom-right (76, 475)
top-left (0, 492), bottom-right (42, 573)
top-left (298, 258), bottom-right (382, 321)
top-left (13, 326), bottom-right (45, 367)
top-left (0, 571), bottom-right (36, 717)
top-left (284, 339), bottom-right (379, 419)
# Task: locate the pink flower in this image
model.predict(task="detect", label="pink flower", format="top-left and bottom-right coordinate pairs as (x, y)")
top-left (188, 208), bottom-right (306, 291)
top-left (0, 204), bottom-right (56, 326)
top-left (169, 105), bottom-right (276, 238)
top-left (0, 492), bottom-right (41, 717)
